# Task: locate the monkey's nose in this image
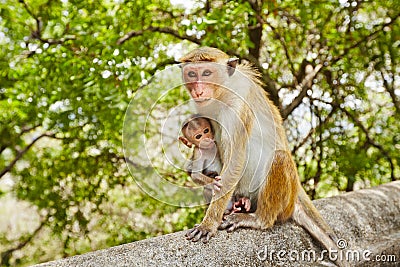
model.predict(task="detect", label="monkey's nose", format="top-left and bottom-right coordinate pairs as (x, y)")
top-left (195, 90), bottom-right (203, 97)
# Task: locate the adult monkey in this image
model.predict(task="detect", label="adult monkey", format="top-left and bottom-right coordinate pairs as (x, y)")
top-left (180, 47), bottom-right (341, 261)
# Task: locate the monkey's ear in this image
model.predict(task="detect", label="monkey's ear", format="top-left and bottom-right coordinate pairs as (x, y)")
top-left (227, 58), bottom-right (238, 76)
top-left (178, 62), bottom-right (187, 69)
top-left (179, 136), bottom-right (193, 148)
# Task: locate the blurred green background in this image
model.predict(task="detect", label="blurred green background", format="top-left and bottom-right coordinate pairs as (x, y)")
top-left (0, 0), bottom-right (399, 266)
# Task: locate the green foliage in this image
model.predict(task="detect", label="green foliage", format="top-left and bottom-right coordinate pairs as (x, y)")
top-left (0, 0), bottom-right (399, 266)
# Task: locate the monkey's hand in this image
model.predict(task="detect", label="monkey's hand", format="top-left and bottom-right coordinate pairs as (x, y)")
top-left (186, 223), bottom-right (218, 243)
top-left (212, 176), bottom-right (222, 193)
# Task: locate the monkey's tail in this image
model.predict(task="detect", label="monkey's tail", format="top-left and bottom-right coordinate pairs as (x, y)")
top-left (292, 188), bottom-right (349, 267)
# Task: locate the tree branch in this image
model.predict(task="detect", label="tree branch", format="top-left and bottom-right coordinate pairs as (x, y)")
top-left (281, 64), bottom-right (323, 120)
top-left (283, 11), bottom-right (400, 119)
top-left (279, 8), bottom-right (398, 120)
top-left (380, 68), bottom-right (400, 114)
top-left (264, 20), bottom-right (295, 75)
top-left (339, 106), bottom-right (397, 181)
top-left (19, 0), bottom-right (75, 47)
top-left (148, 59), bottom-right (179, 76)
top-left (291, 104), bottom-right (338, 155)
top-left (1, 216), bottom-right (48, 265)
top-left (246, 0), bottom-right (263, 60)
top-left (323, 68), bottom-right (397, 181)
top-left (0, 124), bottom-right (41, 155)
top-left (331, 12), bottom-right (400, 64)
top-left (117, 26), bottom-right (202, 45)
top-left (0, 133), bottom-right (57, 179)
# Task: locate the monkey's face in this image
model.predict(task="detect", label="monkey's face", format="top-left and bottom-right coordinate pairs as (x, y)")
top-left (185, 119), bottom-right (215, 149)
top-left (182, 62), bottom-right (227, 106)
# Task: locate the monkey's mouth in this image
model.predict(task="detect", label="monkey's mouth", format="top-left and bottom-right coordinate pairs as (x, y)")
top-left (194, 98), bottom-right (211, 103)
top-left (199, 139), bottom-right (215, 149)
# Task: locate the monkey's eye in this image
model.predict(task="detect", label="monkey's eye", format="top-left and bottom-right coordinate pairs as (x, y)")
top-left (188, 71), bottom-right (196, 78)
top-left (195, 134), bottom-right (202, 139)
top-left (202, 70), bottom-right (212, 76)
top-left (204, 128), bottom-right (209, 134)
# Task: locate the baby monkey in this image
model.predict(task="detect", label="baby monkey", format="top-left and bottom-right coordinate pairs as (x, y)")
top-left (179, 115), bottom-right (251, 214)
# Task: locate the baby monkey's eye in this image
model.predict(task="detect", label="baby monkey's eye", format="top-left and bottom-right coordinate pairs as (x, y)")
top-left (195, 134), bottom-right (202, 139)
top-left (204, 128), bottom-right (209, 134)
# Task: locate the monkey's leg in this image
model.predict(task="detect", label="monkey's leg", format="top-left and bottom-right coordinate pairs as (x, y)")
top-left (186, 134), bottom-right (248, 243)
top-left (186, 189), bottom-right (235, 242)
top-left (219, 150), bottom-right (298, 231)
top-left (203, 186), bottom-right (213, 204)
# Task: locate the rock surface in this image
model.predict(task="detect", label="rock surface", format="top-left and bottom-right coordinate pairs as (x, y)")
top-left (34, 181), bottom-right (400, 266)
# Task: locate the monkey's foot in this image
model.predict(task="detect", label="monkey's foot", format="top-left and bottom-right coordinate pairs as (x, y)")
top-left (186, 223), bottom-right (217, 243)
top-left (219, 213), bottom-right (260, 232)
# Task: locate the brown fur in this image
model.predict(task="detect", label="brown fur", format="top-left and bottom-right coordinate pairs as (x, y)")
top-left (180, 47), bottom-right (229, 63)
top-left (218, 150), bottom-right (298, 230)
top-left (182, 47), bottom-right (347, 266)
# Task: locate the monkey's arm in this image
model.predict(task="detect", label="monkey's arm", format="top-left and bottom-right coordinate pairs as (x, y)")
top-left (189, 148), bottom-right (220, 186)
top-left (191, 172), bottom-right (222, 193)
top-left (190, 172), bottom-right (216, 186)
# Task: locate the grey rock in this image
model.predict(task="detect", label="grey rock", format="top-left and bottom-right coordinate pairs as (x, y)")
top-left (34, 181), bottom-right (400, 267)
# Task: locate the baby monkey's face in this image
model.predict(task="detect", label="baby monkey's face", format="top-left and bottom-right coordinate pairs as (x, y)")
top-left (186, 119), bottom-right (214, 149)
top-left (181, 117), bottom-right (215, 149)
